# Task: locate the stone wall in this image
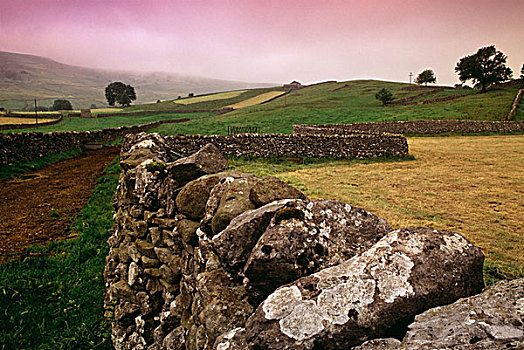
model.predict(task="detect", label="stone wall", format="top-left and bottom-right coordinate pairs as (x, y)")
top-left (0, 119), bottom-right (184, 166)
top-left (122, 132), bottom-right (409, 160)
top-left (506, 89), bottom-right (523, 120)
top-left (293, 120), bottom-right (524, 135)
top-left (103, 134), bottom-right (497, 350)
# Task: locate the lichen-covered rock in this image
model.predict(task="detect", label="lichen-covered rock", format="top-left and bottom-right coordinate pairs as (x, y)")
top-left (194, 269), bottom-right (253, 341)
top-left (352, 338), bottom-right (402, 349)
top-left (213, 327), bottom-right (247, 350)
top-left (199, 171), bottom-right (256, 237)
top-left (245, 227), bottom-right (484, 349)
top-left (249, 176), bottom-right (307, 207)
top-left (210, 177), bottom-right (257, 234)
top-left (396, 278), bottom-right (524, 349)
top-left (211, 200), bottom-right (293, 272)
top-left (176, 174), bottom-right (223, 220)
top-left (168, 143), bottom-right (227, 186)
top-left (243, 200), bottom-right (392, 302)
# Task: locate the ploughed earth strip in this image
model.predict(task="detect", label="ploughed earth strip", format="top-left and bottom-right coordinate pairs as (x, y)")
top-left (0, 146), bottom-right (120, 263)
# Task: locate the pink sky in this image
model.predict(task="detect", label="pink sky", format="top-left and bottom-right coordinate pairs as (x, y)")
top-left (1, 0), bottom-right (523, 85)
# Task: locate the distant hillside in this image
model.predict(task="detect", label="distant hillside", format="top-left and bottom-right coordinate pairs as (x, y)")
top-left (0, 51), bottom-right (274, 109)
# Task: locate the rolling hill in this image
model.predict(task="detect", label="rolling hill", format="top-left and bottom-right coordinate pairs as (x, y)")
top-left (0, 51), bottom-right (274, 110)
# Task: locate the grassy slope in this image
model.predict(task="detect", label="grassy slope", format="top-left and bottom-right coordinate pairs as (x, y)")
top-left (0, 157), bottom-right (120, 349)
top-left (126, 86), bottom-right (283, 112)
top-left (151, 80), bottom-right (520, 135)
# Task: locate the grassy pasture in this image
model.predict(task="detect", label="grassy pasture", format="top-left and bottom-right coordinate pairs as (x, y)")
top-left (151, 80), bottom-right (522, 135)
top-left (230, 135), bottom-right (524, 278)
top-left (226, 91), bottom-right (286, 109)
top-left (173, 90), bottom-right (247, 105)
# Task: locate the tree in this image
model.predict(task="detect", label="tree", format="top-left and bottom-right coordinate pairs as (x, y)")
top-left (415, 69), bottom-right (437, 86)
top-left (455, 45), bottom-right (512, 93)
top-left (105, 82), bottom-right (137, 106)
top-left (521, 64), bottom-right (524, 79)
top-left (52, 99), bottom-right (73, 110)
top-left (375, 88), bottom-right (394, 106)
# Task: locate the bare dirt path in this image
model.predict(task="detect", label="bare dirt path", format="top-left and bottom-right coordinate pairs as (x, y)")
top-left (0, 146), bottom-right (120, 262)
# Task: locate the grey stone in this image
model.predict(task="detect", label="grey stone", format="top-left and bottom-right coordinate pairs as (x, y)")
top-left (176, 174), bottom-right (222, 220)
top-left (397, 278), bottom-right (524, 349)
top-left (245, 227), bottom-right (484, 349)
top-left (211, 177), bottom-right (257, 234)
top-left (168, 143), bottom-right (227, 186)
top-left (211, 200), bottom-right (292, 272)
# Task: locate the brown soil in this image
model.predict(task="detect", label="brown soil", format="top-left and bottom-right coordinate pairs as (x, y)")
top-left (0, 146), bottom-right (120, 263)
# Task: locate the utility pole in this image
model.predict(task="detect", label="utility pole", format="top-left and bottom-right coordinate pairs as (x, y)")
top-left (34, 99), bottom-right (38, 126)
top-left (409, 72), bottom-right (413, 85)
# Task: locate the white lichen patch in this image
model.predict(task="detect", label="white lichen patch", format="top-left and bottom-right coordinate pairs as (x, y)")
top-left (216, 327), bottom-right (244, 350)
top-left (129, 139), bottom-right (156, 151)
top-left (370, 252), bottom-right (414, 303)
top-left (263, 286), bottom-right (303, 320)
top-left (279, 300), bottom-right (325, 341)
top-left (317, 278), bottom-right (376, 324)
top-left (441, 233), bottom-right (470, 254)
top-left (128, 262), bottom-right (139, 286)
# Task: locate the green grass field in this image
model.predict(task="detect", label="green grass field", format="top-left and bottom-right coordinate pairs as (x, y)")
top-left (151, 80), bottom-right (521, 135)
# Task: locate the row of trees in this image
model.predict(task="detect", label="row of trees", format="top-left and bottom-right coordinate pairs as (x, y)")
top-left (376, 45), bottom-right (523, 105)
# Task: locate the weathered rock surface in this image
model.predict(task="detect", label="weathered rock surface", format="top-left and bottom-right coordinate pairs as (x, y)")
top-left (398, 277), bottom-right (523, 349)
top-left (169, 143), bottom-right (227, 185)
top-left (244, 227), bottom-right (484, 349)
top-left (243, 200), bottom-right (392, 302)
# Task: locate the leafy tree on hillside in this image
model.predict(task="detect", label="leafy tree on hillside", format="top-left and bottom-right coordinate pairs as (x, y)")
top-left (521, 64), bottom-right (524, 79)
top-left (105, 82), bottom-right (137, 107)
top-left (455, 45), bottom-right (512, 93)
top-left (415, 69), bottom-right (437, 86)
top-left (52, 99), bottom-right (73, 110)
top-left (375, 88), bottom-right (394, 106)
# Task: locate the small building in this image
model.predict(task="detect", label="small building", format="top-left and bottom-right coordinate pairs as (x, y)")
top-left (283, 81), bottom-right (303, 90)
top-left (80, 109), bottom-right (93, 118)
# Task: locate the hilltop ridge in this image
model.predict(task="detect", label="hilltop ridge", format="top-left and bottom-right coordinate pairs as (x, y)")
top-left (0, 51), bottom-right (274, 109)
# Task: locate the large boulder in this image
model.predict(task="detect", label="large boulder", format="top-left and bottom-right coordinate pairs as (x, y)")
top-left (243, 200), bottom-right (392, 303)
top-left (168, 143), bottom-right (227, 186)
top-left (244, 227), bottom-right (485, 349)
top-left (398, 277), bottom-right (522, 349)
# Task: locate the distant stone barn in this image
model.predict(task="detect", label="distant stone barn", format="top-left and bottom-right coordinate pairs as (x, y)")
top-left (283, 81), bottom-right (303, 90)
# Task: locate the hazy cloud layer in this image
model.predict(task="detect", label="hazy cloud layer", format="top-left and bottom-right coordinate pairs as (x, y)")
top-left (1, 0), bottom-right (523, 85)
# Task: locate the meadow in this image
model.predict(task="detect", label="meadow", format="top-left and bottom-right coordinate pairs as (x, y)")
top-left (0, 79), bottom-right (522, 349)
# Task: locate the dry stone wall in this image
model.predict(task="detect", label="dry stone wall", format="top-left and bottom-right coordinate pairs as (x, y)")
top-left (0, 119), bottom-right (189, 166)
top-left (294, 120), bottom-right (524, 135)
top-left (104, 133), bottom-right (492, 350)
top-left (136, 132), bottom-right (408, 160)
